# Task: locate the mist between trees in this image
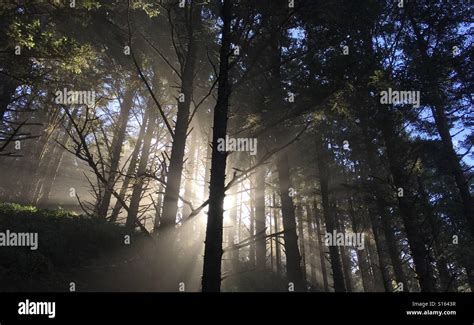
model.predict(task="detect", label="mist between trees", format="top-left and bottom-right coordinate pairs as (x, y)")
top-left (0, 0), bottom-right (472, 293)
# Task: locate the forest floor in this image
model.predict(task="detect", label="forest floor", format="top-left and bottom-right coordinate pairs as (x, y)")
top-left (0, 203), bottom-right (298, 292)
top-left (0, 203), bottom-right (152, 291)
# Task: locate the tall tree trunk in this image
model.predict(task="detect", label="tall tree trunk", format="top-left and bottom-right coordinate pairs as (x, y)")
top-left (335, 207), bottom-right (353, 292)
top-left (316, 135), bottom-right (346, 292)
top-left (228, 171), bottom-right (239, 271)
top-left (269, 209), bottom-right (274, 273)
top-left (154, 182), bottom-right (164, 231)
top-left (182, 129), bottom-right (197, 218)
top-left (379, 204), bottom-right (408, 291)
top-left (98, 85), bottom-right (135, 218)
top-left (276, 153), bottom-right (305, 291)
top-left (313, 199), bottom-right (329, 292)
top-left (17, 109), bottom-right (57, 204)
top-left (347, 196), bottom-right (373, 292)
top-left (417, 176), bottom-right (456, 292)
top-left (160, 4), bottom-right (202, 231)
top-left (255, 159), bottom-right (266, 270)
top-left (110, 109), bottom-right (149, 223)
top-left (431, 104), bottom-right (474, 238)
top-left (296, 203), bottom-right (307, 283)
top-left (366, 203), bottom-right (393, 292)
top-left (201, 0), bottom-right (232, 292)
top-left (249, 181), bottom-right (255, 267)
top-left (357, 117), bottom-right (395, 292)
top-left (360, 111), bottom-right (408, 291)
top-left (203, 134), bottom-right (212, 199)
top-left (36, 110), bottom-right (77, 206)
top-left (125, 107), bottom-right (156, 229)
top-left (305, 204), bottom-right (317, 286)
top-left (273, 190), bottom-right (282, 277)
top-left (380, 112), bottom-right (435, 292)
top-left (366, 234), bottom-right (385, 291)
top-left (409, 17), bottom-right (474, 240)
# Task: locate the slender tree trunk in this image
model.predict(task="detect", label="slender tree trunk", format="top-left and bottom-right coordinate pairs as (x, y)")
top-left (110, 109), bottom-right (149, 223)
top-left (379, 207), bottom-right (408, 291)
top-left (305, 204), bottom-right (317, 286)
top-left (296, 203), bottom-right (307, 283)
top-left (360, 113), bottom-right (408, 291)
top-left (316, 135), bottom-right (346, 292)
top-left (160, 4), bottom-right (202, 231)
top-left (335, 207), bottom-right (353, 292)
top-left (366, 203), bottom-right (393, 292)
top-left (269, 210), bottom-right (274, 272)
top-left (276, 153), bottom-right (305, 291)
top-left (431, 104), bottom-right (474, 238)
top-left (417, 176), bottom-right (456, 292)
top-left (154, 182), bottom-right (164, 231)
top-left (409, 18), bottom-right (474, 240)
top-left (201, 0), bottom-right (232, 292)
top-left (31, 109), bottom-right (74, 205)
top-left (357, 121), bottom-right (395, 292)
top-left (125, 106), bottom-right (156, 229)
top-left (380, 112), bottom-right (435, 292)
top-left (366, 234), bottom-right (385, 291)
top-left (18, 110), bottom-right (56, 204)
top-left (98, 86), bottom-right (135, 218)
top-left (228, 172), bottom-right (239, 271)
top-left (313, 199), bottom-right (329, 292)
top-left (182, 130), bottom-right (197, 218)
top-left (255, 159), bottom-right (266, 270)
top-left (36, 112), bottom-right (77, 206)
top-left (203, 134), bottom-right (212, 199)
top-left (273, 191), bottom-right (281, 277)
top-left (249, 182), bottom-right (256, 267)
top-left (347, 196), bottom-right (373, 292)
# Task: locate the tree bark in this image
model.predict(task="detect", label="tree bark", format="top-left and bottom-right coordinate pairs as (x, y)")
top-left (305, 204), bottom-right (317, 286)
top-left (365, 204), bottom-right (392, 292)
top-left (110, 108), bottom-right (149, 223)
top-left (316, 135), bottom-right (346, 292)
top-left (296, 203), bottom-right (307, 283)
top-left (347, 196), bottom-right (373, 292)
top-left (255, 160), bottom-right (266, 270)
top-left (366, 234), bottom-right (385, 291)
top-left (273, 191), bottom-right (282, 277)
top-left (335, 207), bottom-right (353, 292)
top-left (409, 17), bottom-right (474, 240)
top-left (98, 85), bottom-right (135, 218)
top-left (36, 110), bottom-right (77, 207)
top-left (313, 199), bottom-right (329, 292)
top-left (182, 129), bottom-right (198, 219)
top-left (276, 153), bottom-right (305, 291)
top-left (125, 106), bottom-right (156, 229)
top-left (201, 0), bottom-right (232, 292)
top-left (160, 4), bottom-right (202, 231)
top-left (249, 182), bottom-right (256, 267)
top-left (380, 112), bottom-right (435, 292)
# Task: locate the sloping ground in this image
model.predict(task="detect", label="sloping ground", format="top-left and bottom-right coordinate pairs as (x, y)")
top-left (0, 203), bottom-right (151, 292)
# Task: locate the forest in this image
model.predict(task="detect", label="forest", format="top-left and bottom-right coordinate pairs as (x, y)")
top-left (0, 0), bottom-right (472, 294)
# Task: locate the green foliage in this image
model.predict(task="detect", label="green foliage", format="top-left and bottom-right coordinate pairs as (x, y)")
top-left (0, 203), bottom-right (142, 291)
